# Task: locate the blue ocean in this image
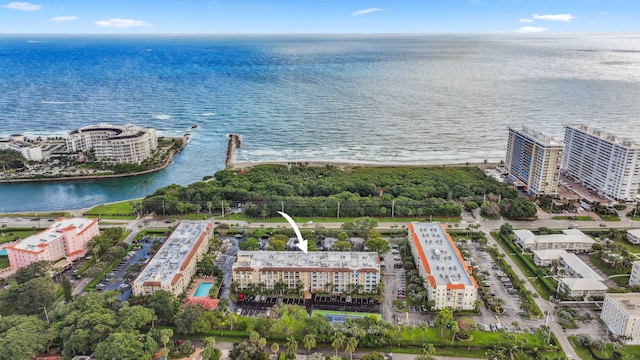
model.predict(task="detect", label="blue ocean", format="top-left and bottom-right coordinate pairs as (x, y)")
top-left (1, 34), bottom-right (639, 212)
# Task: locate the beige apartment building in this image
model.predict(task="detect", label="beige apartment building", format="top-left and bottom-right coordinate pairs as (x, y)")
top-left (409, 222), bottom-right (478, 311)
top-left (232, 251), bottom-right (380, 294)
top-left (600, 293), bottom-right (640, 344)
top-left (132, 221), bottom-right (212, 296)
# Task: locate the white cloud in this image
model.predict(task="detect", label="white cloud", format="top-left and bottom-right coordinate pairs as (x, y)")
top-left (2, 2), bottom-right (41, 11)
top-left (514, 26), bottom-right (548, 33)
top-left (94, 18), bottom-right (152, 28)
top-left (533, 13), bottom-right (576, 22)
top-left (50, 16), bottom-right (77, 22)
top-left (352, 8), bottom-right (384, 16)
top-left (519, 18), bottom-right (533, 23)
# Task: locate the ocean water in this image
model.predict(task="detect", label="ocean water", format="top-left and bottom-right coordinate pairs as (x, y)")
top-left (1, 34), bottom-right (640, 212)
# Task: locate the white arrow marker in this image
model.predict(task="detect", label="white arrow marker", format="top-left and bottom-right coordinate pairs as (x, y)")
top-left (277, 211), bottom-right (308, 254)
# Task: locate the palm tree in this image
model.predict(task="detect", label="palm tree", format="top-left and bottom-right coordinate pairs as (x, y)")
top-left (331, 332), bottom-right (346, 356)
top-left (285, 336), bottom-right (298, 356)
top-left (159, 328), bottom-right (173, 350)
top-left (303, 334), bottom-right (316, 354)
top-left (344, 337), bottom-right (358, 360)
top-left (270, 343), bottom-right (279, 360)
top-left (486, 346), bottom-right (506, 360)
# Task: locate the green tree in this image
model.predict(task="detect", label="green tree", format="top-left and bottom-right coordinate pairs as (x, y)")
top-left (0, 315), bottom-right (54, 360)
top-left (61, 276), bottom-right (74, 302)
top-left (229, 340), bottom-right (268, 360)
top-left (270, 343), bottom-right (280, 359)
top-left (499, 223), bottom-right (513, 236)
top-left (331, 332), bottom-right (346, 356)
top-left (268, 238), bottom-right (287, 251)
top-left (361, 352), bottom-right (385, 360)
top-left (174, 305), bottom-right (209, 334)
top-left (118, 305), bottom-right (155, 331)
top-left (285, 336), bottom-right (298, 355)
top-left (344, 336), bottom-right (358, 360)
top-left (240, 238), bottom-right (260, 251)
top-left (303, 333), bottom-right (317, 354)
top-left (159, 328), bottom-right (173, 350)
top-left (364, 237), bottom-right (391, 255)
top-left (332, 240), bottom-right (352, 251)
top-left (202, 337), bottom-right (220, 360)
top-left (434, 307), bottom-right (454, 336)
top-left (337, 232), bottom-right (349, 242)
top-left (147, 290), bottom-right (178, 322)
top-left (92, 331), bottom-right (158, 360)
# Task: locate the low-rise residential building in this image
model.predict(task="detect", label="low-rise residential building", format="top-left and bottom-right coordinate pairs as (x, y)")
top-left (66, 123), bottom-right (158, 164)
top-left (232, 251), bottom-right (380, 294)
top-left (558, 278), bottom-right (608, 299)
top-left (513, 229), bottom-right (595, 253)
top-left (532, 249), bottom-right (567, 266)
top-left (6, 218), bottom-right (99, 270)
top-left (630, 261), bottom-right (640, 287)
top-left (627, 229), bottom-right (640, 245)
top-left (600, 293), bottom-right (640, 344)
top-left (408, 222), bottom-right (478, 311)
top-left (132, 221), bottom-right (212, 296)
top-left (558, 251), bottom-right (603, 281)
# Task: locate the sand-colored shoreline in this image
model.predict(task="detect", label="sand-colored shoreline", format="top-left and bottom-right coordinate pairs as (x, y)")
top-left (232, 159), bottom-right (501, 170)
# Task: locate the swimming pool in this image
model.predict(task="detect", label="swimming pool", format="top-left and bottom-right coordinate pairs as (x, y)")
top-left (0, 249), bottom-right (7, 256)
top-left (194, 282), bottom-right (213, 297)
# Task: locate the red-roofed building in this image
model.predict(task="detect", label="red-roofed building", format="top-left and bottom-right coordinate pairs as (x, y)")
top-left (408, 222), bottom-right (478, 311)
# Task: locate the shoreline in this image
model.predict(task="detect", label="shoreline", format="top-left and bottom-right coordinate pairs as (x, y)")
top-left (232, 159), bottom-right (501, 170)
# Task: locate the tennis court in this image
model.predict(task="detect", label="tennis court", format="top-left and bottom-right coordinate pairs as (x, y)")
top-left (312, 310), bottom-right (381, 324)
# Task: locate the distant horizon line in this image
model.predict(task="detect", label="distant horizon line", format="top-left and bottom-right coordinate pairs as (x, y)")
top-left (0, 31), bottom-right (637, 36)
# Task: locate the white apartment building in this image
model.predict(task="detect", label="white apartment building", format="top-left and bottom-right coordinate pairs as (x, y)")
top-left (409, 222), bottom-right (478, 311)
top-left (627, 229), bottom-right (640, 245)
top-left (0, 137), bottom-right (43, 161)
top-left (600, 293), bottom-right (640, 344)
top-left (232, 251), bottom-right (380, 294)
top-left (505, 127), bottom-right (564, 195)
top-left (132, 221), bottom-right (212, 296)
top-left (66, 123), bottom-right (158, 164)
top-left (513, 229), bottom-right (595, 253)
top-left (630, 261), bottom-right (640, 287)
top-left (563, 125), bottom-right (640, 201)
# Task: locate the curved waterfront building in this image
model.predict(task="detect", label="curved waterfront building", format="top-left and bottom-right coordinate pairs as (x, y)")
top-left (66, 123), bottom-right (157, 164)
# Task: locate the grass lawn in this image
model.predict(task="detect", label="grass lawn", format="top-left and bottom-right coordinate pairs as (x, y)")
top-left (611, 275), bottom-right (631, 287)
top-left (83, 200), bottom-right (141, 219)
top-left (311, 309), bottom-right (382, 320)
top-left (0, 256), bottom-right (9, 269)
top-left (588, 254), bottom-right (626, 277)
top-left (552, 215), bottom-right (593, 221)
top-left (569, 335), bottom-right (640, 360)
top-left (1, 229), bottom-right (45, 244)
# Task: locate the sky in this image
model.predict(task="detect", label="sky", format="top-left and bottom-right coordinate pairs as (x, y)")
top-left (0, 0), bottom-right (638, 34)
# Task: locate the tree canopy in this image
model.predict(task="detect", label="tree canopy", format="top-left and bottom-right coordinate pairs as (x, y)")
top-left (143, 165), bottom-right (527, 217)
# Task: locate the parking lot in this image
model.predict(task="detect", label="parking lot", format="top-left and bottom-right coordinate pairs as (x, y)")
top-left (94, 236), bottom-right (161, 301)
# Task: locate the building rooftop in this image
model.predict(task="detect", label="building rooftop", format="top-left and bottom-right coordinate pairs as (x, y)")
top-left (13, 218), bottom-right (96, 253)
top-left (509, 126), bottom-right (563, 147)
top-left (233, 251), bottom-right (380, 271)
top-left (532, 249), bottom-right (567, 261)
top-left (567, 125), bottom-right (640, 149)
top-left (628, 229), bottom-right (640, 238)
top-left (514, 229), bottom-right (595, 246)
top-left (560, 252), bottom-right (603, 281)
top-left (135, 221), bottom-right (210, 285)
top-left (409, 222), bottom-right (476, 288)
top-left (561, 277), bottom-right (607, 291)
top-left (605, 293), bottom-right (640, 316)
